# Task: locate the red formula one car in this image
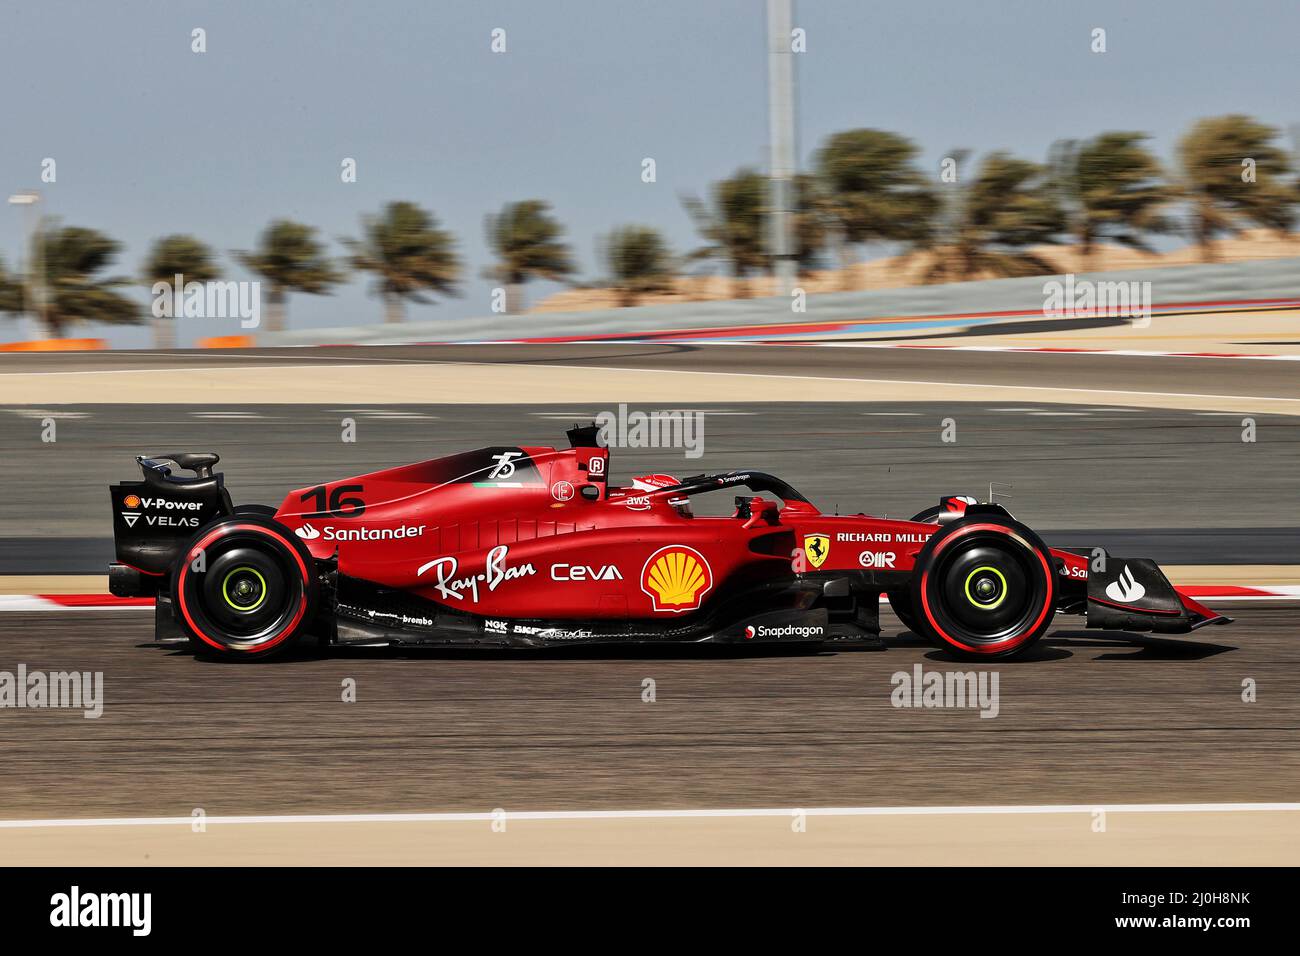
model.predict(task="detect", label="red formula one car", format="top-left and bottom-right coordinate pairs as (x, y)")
top-left (107, 425), bottom-right (1229, 661)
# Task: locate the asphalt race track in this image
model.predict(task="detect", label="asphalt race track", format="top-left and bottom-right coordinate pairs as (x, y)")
top-left (1, 345), bottom-right (1297, 834)
top-left (0, 604), bottom-right (1295, 819)
top-left (3, 342), bottom-right (1300, 403)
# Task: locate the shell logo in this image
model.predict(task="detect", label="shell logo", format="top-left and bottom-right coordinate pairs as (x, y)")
top-left (640, 545), bottom-right (713, 613)
top-left (123, 494), bottom-right (141, 509)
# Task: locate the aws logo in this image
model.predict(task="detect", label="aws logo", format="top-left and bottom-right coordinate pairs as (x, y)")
top-left (640, 545), bottom-right (713, 613)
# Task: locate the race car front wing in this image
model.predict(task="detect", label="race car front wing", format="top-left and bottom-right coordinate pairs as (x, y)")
top-left (1085, 550), bottom-right (1232, 633)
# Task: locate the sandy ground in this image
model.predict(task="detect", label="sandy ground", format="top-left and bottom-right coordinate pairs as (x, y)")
top-left (1, 811), bottom-right (1295, 865)
top-left (2, 357), bottom-right (1297, 414)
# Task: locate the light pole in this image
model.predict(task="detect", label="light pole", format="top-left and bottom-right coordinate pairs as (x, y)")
top-left (767, 0), bottom-right (798, 297)
top-left (7, 190), bottom-right (42, 339)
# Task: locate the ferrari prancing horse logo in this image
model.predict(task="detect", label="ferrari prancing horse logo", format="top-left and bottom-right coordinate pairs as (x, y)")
top-left (803, 534), bottom-right (830, 569)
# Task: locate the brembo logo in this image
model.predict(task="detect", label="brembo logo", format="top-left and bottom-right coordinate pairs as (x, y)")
top-left (1105, 564), bottom-right (1146, 604)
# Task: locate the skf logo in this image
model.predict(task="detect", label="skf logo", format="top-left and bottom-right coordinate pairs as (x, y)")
top-left (803, 534), bottom-right (830, 569)
top-left (641, 545), bottom-right (713, 613)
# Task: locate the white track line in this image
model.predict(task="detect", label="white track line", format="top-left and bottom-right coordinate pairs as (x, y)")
top-left (769, 343), bottom-right (1300, 360)
top-left (2, 802), bottom-right (1298, 830)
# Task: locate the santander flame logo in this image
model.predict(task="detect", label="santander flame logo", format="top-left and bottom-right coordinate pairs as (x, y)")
top-left (1104, 564), bottom-right (1146, 604)
top-left (640, 545), bottom-right (713, 613)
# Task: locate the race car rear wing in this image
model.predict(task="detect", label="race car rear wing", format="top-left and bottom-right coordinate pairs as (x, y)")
top-left (108, 453), bottom-right (233, 595)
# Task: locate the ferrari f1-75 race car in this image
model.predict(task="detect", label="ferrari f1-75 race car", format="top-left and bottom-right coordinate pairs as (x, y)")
top-left (107, 425), bottom-right (1230, 661)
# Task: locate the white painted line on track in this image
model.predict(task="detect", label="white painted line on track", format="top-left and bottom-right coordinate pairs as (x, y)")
top-left (782, 342), bottom-right (1300, 360)
top-left (2, 802), bottom-right (1299, 830)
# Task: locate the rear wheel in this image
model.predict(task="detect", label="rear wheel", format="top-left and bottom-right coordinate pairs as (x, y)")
top-left (910, 515), bottom-right (1056, 660)
top-left (233, 503), bottom-right (278, 518)
top-left (173, 517), bottom-right (316, 661)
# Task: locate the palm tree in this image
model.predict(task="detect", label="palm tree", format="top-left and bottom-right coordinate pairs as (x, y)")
top-left (343, 201), bottom-right (461, 323)
top-left (1178, 114), bottom-right (1295, 261)
top-left (483, 200), bottom-right (574, 313)
top-left (235, 220), bottom-right (341, 332)
top-left (1049, 133), bottom-right (1175, 271)
top-left (142, 234), bottom-right (219, 348)
top-left (682, 169), bottom-right (769, 297)
top-left (32, 223), bottom-right (138, 338)
top-left (0, 257), bottom-right (22, 316)
top-left (791, 173), bottom-right (832, 275)
top-left (815, 128), bottom-right (938, 286)
top-left (601, 225), bottom-right (674, 307)
top-left (922, 152), bottom-right (1065, 283)
top-left (684, 170), bottom-right (829, 296)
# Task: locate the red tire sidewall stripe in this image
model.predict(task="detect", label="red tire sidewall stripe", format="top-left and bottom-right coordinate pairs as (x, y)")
top-left (920, 523), bottom-right (1054, 655)
top-left (177, 523), bottom-right (309, 652)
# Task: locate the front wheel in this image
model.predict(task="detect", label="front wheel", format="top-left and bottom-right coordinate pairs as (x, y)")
top-left (172, 517), bottom-right (317, 661)
top-left (886, 590), bottom-right (922, 635)
top-left (910, 515), bottom-right (1056, 660)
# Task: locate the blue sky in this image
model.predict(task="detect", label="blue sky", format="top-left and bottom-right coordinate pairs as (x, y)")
top-left (1, 0), bottom-right (1296, 345)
